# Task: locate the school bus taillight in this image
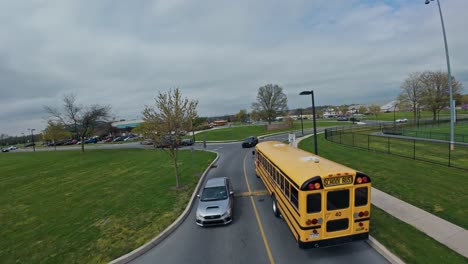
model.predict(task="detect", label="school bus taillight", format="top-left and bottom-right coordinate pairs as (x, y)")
top-left (356, 176), bottom-right (370, 184)
top-left (308, 182), bottom-right (321, 190)
top-left (357, 211), bottom-right (369, 218)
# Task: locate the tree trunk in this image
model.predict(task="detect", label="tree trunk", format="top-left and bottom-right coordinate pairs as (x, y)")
top-left (172, 148), bottom-right (180, 189)
top-left (54, 140), bottom-right (57, 151)
top-left (81, 136), bottom-right (85, 153)
top-left (432, 110), bottom-right (437, 122)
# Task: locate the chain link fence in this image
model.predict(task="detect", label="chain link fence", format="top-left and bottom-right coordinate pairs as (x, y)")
top-left (325, 124), bottom-right (468, 171)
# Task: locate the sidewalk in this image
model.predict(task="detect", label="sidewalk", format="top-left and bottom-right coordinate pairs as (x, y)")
top-left (294, 134), bottom-right (468, 258)
top-left (372, 188), bottom-right (468, 257)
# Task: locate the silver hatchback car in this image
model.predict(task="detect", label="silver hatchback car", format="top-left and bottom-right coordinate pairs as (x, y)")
top-left (195, 177), bottom-right (234, 226)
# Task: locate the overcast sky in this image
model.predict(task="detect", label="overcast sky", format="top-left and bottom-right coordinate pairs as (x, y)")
top-left (1, 0), bottom-right (467, 136)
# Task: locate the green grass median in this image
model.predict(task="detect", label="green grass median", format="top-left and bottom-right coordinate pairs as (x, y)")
top-left (0, 149), bottom-right (216, 263)
top-left (195, 120), bottom-right (348, 141)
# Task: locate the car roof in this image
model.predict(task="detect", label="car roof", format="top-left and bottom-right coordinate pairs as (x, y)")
top-left (205, 177), bottom-right (227, 188)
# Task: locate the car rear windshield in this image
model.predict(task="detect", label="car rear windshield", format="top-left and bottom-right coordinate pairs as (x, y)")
top-left (200, 186), bottom-right (228, 201)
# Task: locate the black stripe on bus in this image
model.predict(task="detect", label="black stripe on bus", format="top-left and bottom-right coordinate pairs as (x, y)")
top-left (354, 218), bottom-right (370, 223)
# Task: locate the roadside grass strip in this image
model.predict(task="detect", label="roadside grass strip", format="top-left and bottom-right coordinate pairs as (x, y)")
top-left (0, 149), bottom-right (216, 263)
top-left (371, 206), bottom-right (467, 264)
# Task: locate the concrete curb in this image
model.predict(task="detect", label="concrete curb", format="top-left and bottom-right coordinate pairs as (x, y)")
top-left (367, 236), bottom-right (405, 264)
top-left (109, 151), bottom-right (220, 264)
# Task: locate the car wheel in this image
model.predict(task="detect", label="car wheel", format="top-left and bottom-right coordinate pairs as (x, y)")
top-left (272, 195), bottom-right (280, 218)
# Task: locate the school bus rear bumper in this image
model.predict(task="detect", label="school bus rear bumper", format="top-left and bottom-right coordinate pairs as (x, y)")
top-left (298, 233), bottom-right (369, 249)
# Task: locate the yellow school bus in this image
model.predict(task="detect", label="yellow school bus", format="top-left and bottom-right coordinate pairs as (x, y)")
top-left (254, 141), bottom-right (371, 248)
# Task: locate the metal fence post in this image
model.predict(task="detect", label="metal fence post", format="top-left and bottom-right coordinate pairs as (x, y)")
top-left (352, 133), bottom-right (355, 147)
top-left (368, 135), bottom-right (370, 150)
top-left (448, 142), bottom-right (451, 167)
top-left (413, 139), bottom-right (416, 160)
top-left (387, 137), bottom-right (390, 154)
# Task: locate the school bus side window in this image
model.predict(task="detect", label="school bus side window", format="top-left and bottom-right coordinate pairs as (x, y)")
top-left (291, 187), bottom-right (299, 209)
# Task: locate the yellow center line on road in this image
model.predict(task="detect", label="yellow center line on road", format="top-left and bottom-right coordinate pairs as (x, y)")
top-left (235, 190), bottom-right (269, 197)
top-left (243, 152), bottom-right (275, 264)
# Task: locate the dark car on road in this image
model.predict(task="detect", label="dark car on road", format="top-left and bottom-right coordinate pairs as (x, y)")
top-left (242, 136), bottom-right (258, 148)
top-left (195, 177), bottom-right (234, 226)
top-left (181, 138), bottom-right (194, 146)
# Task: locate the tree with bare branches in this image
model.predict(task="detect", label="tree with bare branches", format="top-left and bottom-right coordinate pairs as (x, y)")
top-left (252, 84), bottom-right (288, 124)
top-left (45, 94), bottom-right (111, 152)
top-left (398, 72), bottom-right (425, 123)
top-left (142, 88), bottom-right (198, 189)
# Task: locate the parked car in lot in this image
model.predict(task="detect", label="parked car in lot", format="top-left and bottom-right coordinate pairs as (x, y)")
top-left (140, 139), bottom-right (154, 145)
top-left (337, 116), bottom-right (348, 121)
top-left (395, 118), bottom-right (408, 123)
top-left (242, 136), bottom-right (258, 148)
top-left (113, 136), bottom-right (125, 142)
top-left (1, 148), bottom-right (9, 152)
top-left (64, 139), bottom-right (78, 145)
top-left (7, 146), bottom-right (18, 151)
top-left (196, 177), bottom-right (234, 226)
top-left (85, 138), bottom-right (98, 144)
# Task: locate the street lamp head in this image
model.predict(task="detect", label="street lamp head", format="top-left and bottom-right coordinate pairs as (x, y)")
top-left (299, 91), bottom-right (312, 95)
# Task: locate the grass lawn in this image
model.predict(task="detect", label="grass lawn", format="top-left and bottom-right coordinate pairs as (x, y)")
top-left (371, 206), bottom-right (467, 264)
top-left (298, 134), bottom-right (468, 229)
top-left (195, 120), bottom-right (350, 141)
top-left (401, 123), bottom-right (468, 143)
top-left (0, 149), bottom-right (216, 263)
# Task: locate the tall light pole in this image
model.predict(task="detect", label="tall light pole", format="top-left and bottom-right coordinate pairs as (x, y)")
top-left (300, 91), bottom-right (318, 155)
top-left (28, 128), bottom-right (36, 152)
top-left (21, 132), bottom-right (25, 145)
top-left (425, 0), bottom-right (455, 150)
top-left (300, 108), bottom-right (304, 136)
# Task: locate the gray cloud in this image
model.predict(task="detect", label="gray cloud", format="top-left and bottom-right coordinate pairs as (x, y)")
top-left (0, 0), bottom-right (467, 135)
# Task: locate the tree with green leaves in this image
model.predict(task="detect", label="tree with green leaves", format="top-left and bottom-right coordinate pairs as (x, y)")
top-left (42, 121), bottom-right (71, 151)
top-left (235, 109), bottom-right (248, 123)
top-left (251, 84), bottom-right (288, 124)
top-left (368, 104), bottom-right (381, 118)
top-left (419, 71), bottom-right (463, 121)
top-left (358, 106), bottom-right (368, 115)
top-left (142, 88), bottom-right (198, 189)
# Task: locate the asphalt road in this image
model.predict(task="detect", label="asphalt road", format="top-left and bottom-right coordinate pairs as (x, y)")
top-left (130, 135), bottom-right (389, 264)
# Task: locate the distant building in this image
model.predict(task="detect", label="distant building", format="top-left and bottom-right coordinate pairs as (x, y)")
top-left (111, 119), bottom-right (144, 129)
top-left (380, 101), bottom-right (398, 112)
